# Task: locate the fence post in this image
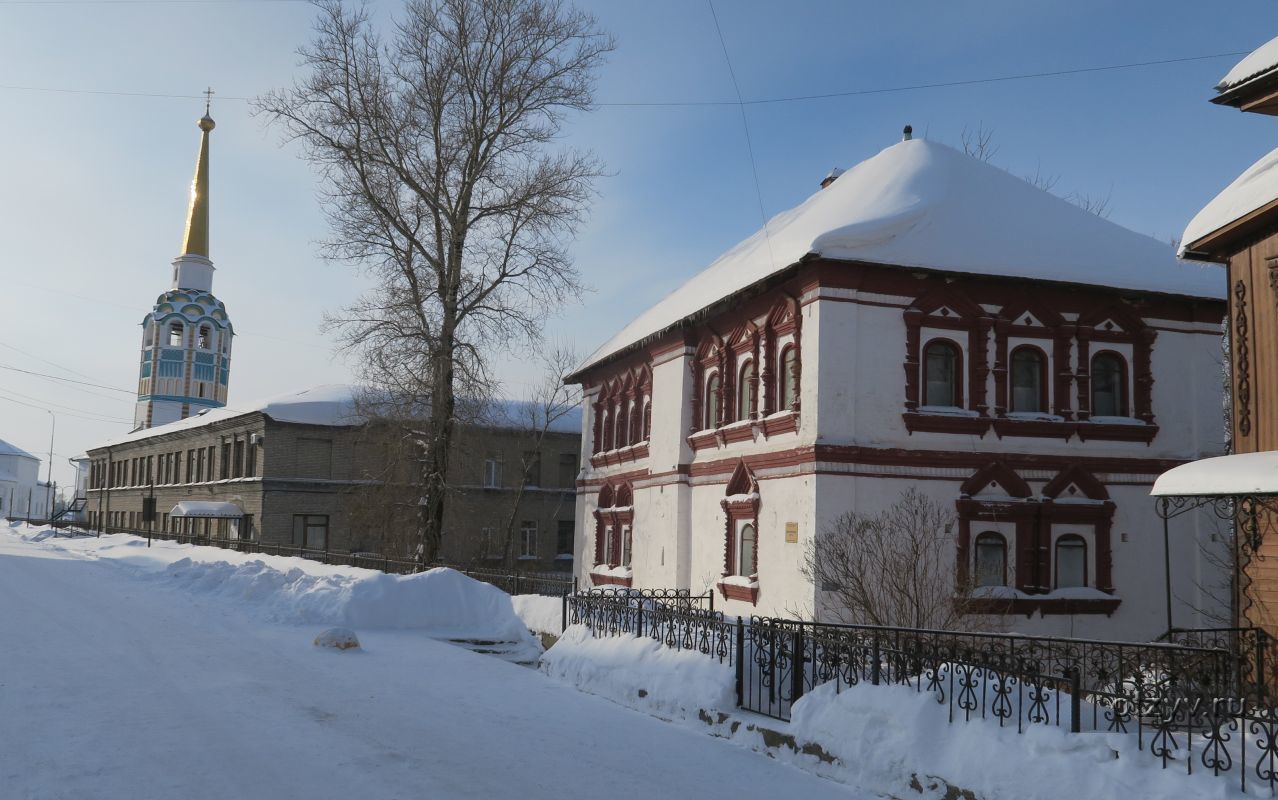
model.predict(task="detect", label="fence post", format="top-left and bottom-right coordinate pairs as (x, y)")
top-left (735, 617), bottom-right (745, 708)
top-left (562, 592), bottom-right (569, 634)
top-left (791, 622), bottom-right (806, 705)
top-left (1257, 630), bottom-right (1269, 703)
top-left (515, 573), bottom-right (523, 596)
top-left (636, 600), bottom-right (644, 638)
top-left (871, 629), bottom-right (882, 686)
top-left (1069, 668), bottom-right (1081, 734)
top-left (710, 591), bottom-right (715, 614)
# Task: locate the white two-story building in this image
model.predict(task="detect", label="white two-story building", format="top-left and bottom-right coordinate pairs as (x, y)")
top-left (569, 133), bottom-right (1229, 641)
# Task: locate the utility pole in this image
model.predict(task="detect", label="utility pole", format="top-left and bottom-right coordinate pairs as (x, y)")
top-left (45, 410), bottom-right (55, 523)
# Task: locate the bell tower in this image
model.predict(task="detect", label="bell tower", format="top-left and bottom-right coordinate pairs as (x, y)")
top-left (133, 100), bottom-right (234, 430)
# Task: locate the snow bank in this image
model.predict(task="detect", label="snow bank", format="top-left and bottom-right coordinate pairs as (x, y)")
top-left (541, 626), bottom-right (735, 721)
top-left (544, 629), bottom-right (1248, 799)
top-left (5, 527), bottom-right (538, 647)
top-left (512, 594), bottom-right (564, 635)
top-left (787, 681), bottom-right (1241, 800)
top-left (158, 558), bottom-right (536, 642)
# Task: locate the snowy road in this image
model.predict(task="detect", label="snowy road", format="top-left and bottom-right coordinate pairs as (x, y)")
top-left (0, 533), bottom-right (864, 799)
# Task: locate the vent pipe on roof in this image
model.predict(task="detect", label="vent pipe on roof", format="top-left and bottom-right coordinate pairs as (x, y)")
top-left (902, 125), bottom-right (913, 141)
top-left (820, 167), bottom-right (844, 189)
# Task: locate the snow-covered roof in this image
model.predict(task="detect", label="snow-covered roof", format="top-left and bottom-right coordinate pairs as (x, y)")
top-left (1180, 145), bottom-right (1278, 255)
top-left (1217, 36), bottom-right (1278, 91)
top-left (1152, 451), bottom-right (1278, 497)
top-left (478, 400), bottom-right (582, 435)
top-left (577, 139), bottom-right (1223, 374)
top-left (92, 385), bottom-right (582, 450)
top-left (96, 384), bottom-right (363, 448)
top-left (0, 439), bottom-right (38, 461)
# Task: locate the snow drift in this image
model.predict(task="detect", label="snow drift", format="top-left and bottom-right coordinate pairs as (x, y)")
top-left (158, 558), bottom-right (537, 644)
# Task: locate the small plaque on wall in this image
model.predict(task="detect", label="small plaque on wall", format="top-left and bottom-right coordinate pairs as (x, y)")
top-left (785, 522), bottom-right (798, 543)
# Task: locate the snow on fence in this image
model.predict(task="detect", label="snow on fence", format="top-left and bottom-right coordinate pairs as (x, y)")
top-left (566, 591), bottom-right (1278, 794)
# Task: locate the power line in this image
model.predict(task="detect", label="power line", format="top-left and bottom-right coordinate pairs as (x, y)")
top-left (0, 51), bottom-right (1247, 108)
top-left (706, 0), bottom-right (775, 271)
top-left (0, 363), bottom-right (136, 394)
top-left (0, 385), bottom-right (133, 420)
top-left (0, 341), bottom-right (118, 386)
top-left (0, 390), bottom-right (133, 424)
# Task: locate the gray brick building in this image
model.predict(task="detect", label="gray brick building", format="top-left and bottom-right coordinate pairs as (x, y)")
top-left (84, 385), bottom-right (581, 570)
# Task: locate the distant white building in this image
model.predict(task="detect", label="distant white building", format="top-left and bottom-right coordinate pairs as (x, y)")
top-left (569, 134), bottom-right (1229, 641)
top-left (0, 439), bottom-right (53, 520)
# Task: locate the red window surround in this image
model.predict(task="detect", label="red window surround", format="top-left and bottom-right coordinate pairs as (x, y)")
top-left (590, 364), bottom-right (652, 466)
top-left (592, 483), bottom-right (634, 587)
top-left (717, 462), bottom-right (760, 604)
top-left (690, 296), bottom-right (801, 450)
top-left (955, 462), bottom-right (1119, 617)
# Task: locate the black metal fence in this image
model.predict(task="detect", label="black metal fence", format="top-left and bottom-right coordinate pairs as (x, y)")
top-left (99, 526), bottom-right (574, 596)
top-left (566, 591), bottom-right (1278, 793)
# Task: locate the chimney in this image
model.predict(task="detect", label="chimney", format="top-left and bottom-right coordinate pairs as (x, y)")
top-left (820, 167), bottom-right (844, 189)
top-left (902, 125), bottom-right (913, 141)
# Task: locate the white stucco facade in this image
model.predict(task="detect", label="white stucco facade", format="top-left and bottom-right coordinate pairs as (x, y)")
top-left (0, 439), bottom-right (54, 520)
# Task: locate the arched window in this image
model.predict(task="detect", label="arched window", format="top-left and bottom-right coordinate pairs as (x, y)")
top-left (974, 532), bottom-right (1007, 587)
top-left (168, 322), bottom-right (184, 347)
top-left (1009, 346), bottom-right (1046, 413)
top-left (779, 346), bottom-right (798, 411)
top-left (601, 410), bottom-right (613, 451)
top-left (705, 372), bottom-right (721, 429)
top-left (737, 522), bottom-right (756, 577)
top-left (143, 324), bottom-right (155, 348)
top-left (737, 361), bottom-right (757, 421)
top-left (923, 340), bottom-right (962, 407)
top-left (1090, 352), bottom-right (1127, 417)
top-left (198, 325), bottom-right (211, 349)
top-left (1055, 535), bottom-right (1087, 589)
top-left (642, 400), bottom-right (651, 440)
top-left (615, 400), bottom-right (628, 448)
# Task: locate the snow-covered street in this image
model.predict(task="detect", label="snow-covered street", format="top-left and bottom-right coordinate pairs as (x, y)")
top-left (0, 527), bottom-right (863, 799)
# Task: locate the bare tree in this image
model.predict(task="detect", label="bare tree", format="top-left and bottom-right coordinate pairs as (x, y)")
top-left (802, 488), bottom-right (998, 631)
top-left (257, 0), bottom-right (612, 564)
top-left (1024, 161), bottom-right (1060, 193)
top-left (1065, 188), bottom-right (1113, 219)
top-left (960, 122), bottom-right (998, 163)
top-left (487, 345), bottom-right (581, 569)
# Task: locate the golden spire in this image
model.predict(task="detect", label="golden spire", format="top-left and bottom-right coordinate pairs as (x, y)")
top-left (180, 89), bottom-right (216, 258)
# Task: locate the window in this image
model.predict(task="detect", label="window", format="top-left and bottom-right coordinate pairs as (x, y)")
top-left (520, 521), bottom-right (537, 559)
top-left (1055, 535), bottom-right (1087, 589)
top-left (198, 326), bottom-right (211, 349)
top-left (483, 454), bottom-right (502, 488)
top-left (615, 401), bottom-right (628, 448)
top-left (779, 346), bottom-right (798, 411)
top-left (923, 340), bottom-right (961, 407)
top-left (737, 361), bottom-right (757, 421)
top-left (233, 439), bottom-right (244, 478)
top-left (736, 522), bottom-right (756, 577)
top-left (557, 520), bottom-right (574, 557)
top-left (481, 527), bottom-right (498, 558)
top-left (621, 523), bottom-right (632, 568)
top-left (292, 515), bottom-right (329, 551)
top-left (974, 532), bottom-right (1007, 587)
top-left (558, 453), bottom-right (578, 488)
top-left (168, 322), bottom-right (183, 347)
top-left (220, 442), bottom-right (231, 480)
top-left (704, 372), bottom-right (721, 429)
top-left (603, 524), bottom-right (615, 565)
top-left (522, 450), bottom-right (541, 487)
top-left (1009, 347), bottom-right (1046, 413)
top-left (195, 448), bottom-right (205, 483)
top-left (1091, 352), bottom-right (1127, 417)
top-left (246, 441), bottom-right (257, 477)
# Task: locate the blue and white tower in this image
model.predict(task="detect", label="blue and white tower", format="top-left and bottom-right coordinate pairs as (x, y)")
top-left (133, 108), bottom-right (233, 430)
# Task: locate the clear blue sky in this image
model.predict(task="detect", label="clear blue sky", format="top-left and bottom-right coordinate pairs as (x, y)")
top-left (0, 0), bottom-right (1273, 490)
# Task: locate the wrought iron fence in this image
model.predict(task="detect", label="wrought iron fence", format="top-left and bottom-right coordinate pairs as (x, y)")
top-left (565, 591), bottom-right (1278, 793)
top-left (99, 526), bottom-right (574, 596)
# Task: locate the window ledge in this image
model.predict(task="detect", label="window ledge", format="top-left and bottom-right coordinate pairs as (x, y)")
top-left (689, 414), bottom-right (799, 451)
top-left (961, 594), bottom-right (1121, 617)
top-left (589, 441), bottom-right (650, 468)
top-left (717, 577), bottom-right (760, 604)
top-left (902, 412), bottom-right (992, 435)
top-left (590, 565), bottom-right (633, 587)
top-left (1075, 421), bottom-right (1158, 444)
top-left (990, 417), bottom-right (1075, 440)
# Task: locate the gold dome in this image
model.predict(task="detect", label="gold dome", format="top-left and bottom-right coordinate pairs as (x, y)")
top-left (197, 113), bottom-right (216, 132)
